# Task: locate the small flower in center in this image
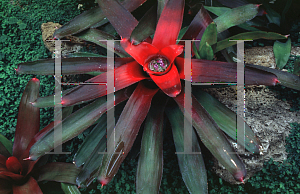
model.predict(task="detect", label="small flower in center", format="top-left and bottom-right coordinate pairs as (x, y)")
top-left (148, 57), bottom-right (169, 73)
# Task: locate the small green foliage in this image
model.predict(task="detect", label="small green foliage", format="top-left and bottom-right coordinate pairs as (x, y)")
top-left (0, 0), bottom-right (80, 140)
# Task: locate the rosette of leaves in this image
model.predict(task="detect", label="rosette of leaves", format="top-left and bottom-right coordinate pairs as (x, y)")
top-left (0, 78), bottom-right (80, 194)
top-left (15, 0), bottom-right (300, 193)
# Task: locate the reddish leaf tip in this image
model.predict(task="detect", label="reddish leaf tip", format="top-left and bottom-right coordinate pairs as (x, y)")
top-left (31, 77), bottom-right (39, 82)
top-left (23, 157), bottom-right (31, 161)
top-left (99, 178), bottom-right (109, 188)
top-left (256, 4), bottom-right (262, 7)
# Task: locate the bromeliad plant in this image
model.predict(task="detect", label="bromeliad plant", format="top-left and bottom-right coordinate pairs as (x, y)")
top-left (15, 0), bottom-right (300, 193)
top-left (0, 78), bottom-right (80, 194)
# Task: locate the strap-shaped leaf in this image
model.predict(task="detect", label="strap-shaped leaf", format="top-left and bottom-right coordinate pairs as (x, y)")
top-left (29, 87), bottom-right (134, 160)
top-left (174, 91), bottom-right (246, 182)
top-left (198, 22), bottom-right (217, 52)
top-left (165, 104), bottom-right (208, 194)
top-left (152, 0), bottom-right (184, 49)
top-left (214, 31), bottom-right (287, 53)
top-left (182, 5), bottom-right (213, 42)
top-left (75, 116), bottom-right (107, 188)
top-left (32, 61), bottom-right (145, 107)
top-left (215, 0), bottom-right (248, 8)
top-left (97, 0), bottom-right (138, 39)
top-left (246, 63), bottom-right (300, 91)
top-left (214, 4), bottom-right (260, 33)
top-left (65, 52), bottom-right (105, 58)
top-left (33, 163), bottom-right (80, 184)
top-left (13, 78), bottom-right (40, 161)
top-left (199, 42), bottom-right (214, 60)
top-left (273, 38), bottom-right (291, 69)
top-left (53, 0), bottom-right (147, 39)
top-left (130, 5), bottom-right (157, 45)
top-left (61, 183), bottom-right (81, 194)
top-left (97, 82), bottom-right (158, 186)
top-left (75, 29), bottom-right (129, 57)
top-left (73, 114), bottom-right (107, 167)
top-left (193, 89), bottom-right (261, 154)
top-left (0, 134), bottom-right (12, 157)
top-left (176, 58), bottom-right (279, 86)
top-left (136, 92), bottom-right (166, 194)
top-left (16, 57), bottom-right (134, 75)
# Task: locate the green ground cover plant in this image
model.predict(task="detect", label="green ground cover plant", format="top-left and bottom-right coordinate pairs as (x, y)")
top-left (1, 0), bottom-right (299, 193)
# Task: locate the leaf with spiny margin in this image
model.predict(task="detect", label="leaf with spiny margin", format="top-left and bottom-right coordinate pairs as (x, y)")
top-left (273, 38), bottom-right (291, 69)
top-left (193, 90), bottom-right (261, 154)
top-left (214, 31), bottom-right (287, 53)
top-left (165, 104), bottom-right (208, 194)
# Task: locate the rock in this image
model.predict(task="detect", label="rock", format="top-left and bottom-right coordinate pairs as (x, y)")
top-left (41, 22), bottom-right (85, 57)
top-left (205, 85), bottom-right (299, 184)
top-left (207, 46), bottom-right (300, 184)
top-left (244, 46), bottom-right (300, 69)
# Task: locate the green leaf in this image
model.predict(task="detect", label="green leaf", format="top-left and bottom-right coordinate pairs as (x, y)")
top-left (214, 31), bottom-right (287, 53)
top-left (75, 29), bottom-right (128, 57)
top-left (192, 41), bottom-right (201, 59)
top-left (262, 0), bottom-right (281, 26)
top-left (199, 22), bottom-right (217, 50)
top-left (65, 52), bottom-right (105, 58)
top-left (193, 90), bottom-right (261, 154)
top-left (33, 163), bottom-right (81, 184)
top-left (16, 57), bottom-right (134, 75)
top-left (29, 88), bottom-right (133, 160)
top-left (0, 133), bottom-right (12, 156)
top-left (213, 4), bottom-right (260, 33)
top-left (75, 120), bottom-right (106, 187)
top-left (174, 92), bottom-right (246, 182)
top-left (61, 183), bottom-right (81, 194)
top-left (97, 83), bottom-right (158, 186)
top-left (165, 104), bottom-right (208, 194)
top-left (130, 5), bottom-right (156, 45)
top-left (273, 38), bottom-right (291, 69)
top-left (199, 42), bottom-right (214, 60)
top-left (136, 93), bottom-right (166, 194)
top-left (73, 114), bottom-right (107, 167)
top-left (246, 63), bottom-right (300, 91)
top-left (53, 0), bottom-right (147, 38)
top-left (204, 6), bottom-right (231, 16)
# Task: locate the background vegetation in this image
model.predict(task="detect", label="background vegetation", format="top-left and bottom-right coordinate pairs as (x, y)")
top-left (0, 0), bottom-right (299, 193)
